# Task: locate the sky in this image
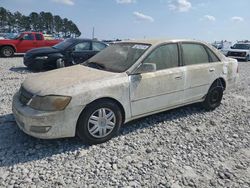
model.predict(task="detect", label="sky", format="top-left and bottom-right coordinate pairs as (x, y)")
top-left (1, 0), bottom-right (250, 42)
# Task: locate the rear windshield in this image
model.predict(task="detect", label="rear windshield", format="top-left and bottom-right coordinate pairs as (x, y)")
top-left (84, 43), bottom-right (151, 73)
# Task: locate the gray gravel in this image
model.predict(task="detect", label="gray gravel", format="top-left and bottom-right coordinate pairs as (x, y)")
top-left (0, 57), bottom-right (249, 188)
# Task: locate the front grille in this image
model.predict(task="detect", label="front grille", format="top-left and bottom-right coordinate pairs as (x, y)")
top-left (228, 51), bottom-right (246, 57)
top-left (19, 86), bottom-right (33, 105)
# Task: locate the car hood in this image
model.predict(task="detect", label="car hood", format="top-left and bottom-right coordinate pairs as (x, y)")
top-left (26, 47), bottom-right (60, 55)
top-left (22, 65), bottom-right (125, 96)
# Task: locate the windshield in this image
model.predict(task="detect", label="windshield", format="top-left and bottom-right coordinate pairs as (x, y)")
top-left (83, 43), bottom-right (151, 73)
top-left (232, 44), bottom-right (250, 50)
top-left (53, 39), bottom-right (73, 50)
top-left (12, 33), bottom-right (22, 39)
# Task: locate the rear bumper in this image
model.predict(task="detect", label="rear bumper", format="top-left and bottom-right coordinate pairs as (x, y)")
top-left (225, 75), bottom-right (238, 92)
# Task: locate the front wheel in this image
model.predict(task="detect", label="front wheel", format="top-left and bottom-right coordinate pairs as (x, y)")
top-left (202, 81), bottom-right (224, 111)
top-left (56, 58), bottom-right (65, 68)
top-left (1, 46), bottom-right (14, 57)
top-left (76, 100), bottom-right (122, 144)
top-left (246, 55), bottom-right (250, 62)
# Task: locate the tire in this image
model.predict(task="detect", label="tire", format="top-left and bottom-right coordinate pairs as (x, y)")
top-left (56, 58), bottom-right (65, 68)
top-left (245, 55), bottom-right (249, 62)
top-left (202, 80), bottom-right (224, 111)
top-left (76, 99), bottom-right (122, 145)
top-left (1, 46), bottom-right (14, 57)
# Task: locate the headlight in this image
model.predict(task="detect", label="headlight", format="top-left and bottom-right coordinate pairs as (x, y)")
top-left (28, 95), bottom-right (71, 111)
top-left (35, 56), bottom-right (48, 60)
top-left (241, 52), bottom-right (246, 57)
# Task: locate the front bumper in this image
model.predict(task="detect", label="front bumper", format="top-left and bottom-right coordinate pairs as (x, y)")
top-left (23, 57), bottom-right (46, 68)
top-left (227, 56), bottom-right (247, 60)
top-left (12, 93), bottom-right (83, 139)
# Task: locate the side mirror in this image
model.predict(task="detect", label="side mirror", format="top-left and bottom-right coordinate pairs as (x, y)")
top-left (134, 63), bottom-right (156, 74)
top-left (19, 37), bottom-right (23, 41)
top-left (230, 46), bottom-right (233, 49)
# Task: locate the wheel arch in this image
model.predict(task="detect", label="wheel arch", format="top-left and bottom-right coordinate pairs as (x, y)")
top-left (216, 77), bottom-right (226, 90)
top-left (203, 77), bottom-right (226, 100)
top-left (76, 97), bottom-right (126, 129)
top-left (0, 45), bottom-right (16, 53)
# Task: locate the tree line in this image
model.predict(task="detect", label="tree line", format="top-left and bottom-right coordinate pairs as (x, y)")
top-left (0, 7), bottom-right (81, 38)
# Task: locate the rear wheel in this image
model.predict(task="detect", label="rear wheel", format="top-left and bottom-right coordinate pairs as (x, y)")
top-left (202, 80), bottom-right (224, 110)
top-left (1, 46), bottom-right (14, 57)
top-left (77, 100), bottom-right (122, 144)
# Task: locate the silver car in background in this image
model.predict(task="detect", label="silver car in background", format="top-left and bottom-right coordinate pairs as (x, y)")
top-left (12, 39), bottom-right (238, 144)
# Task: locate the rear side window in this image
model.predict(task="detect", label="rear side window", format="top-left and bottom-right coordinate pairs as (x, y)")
top-left (93, 42), bottom-right (107, 51)
top-left (143, 43), bottom-right (179, 70)
top-left (205, 47), bottom-right (220, 62)
top-left (35, 34), bottom-right (43, 41)
top-left (182, 43), bottom-right (209, 65)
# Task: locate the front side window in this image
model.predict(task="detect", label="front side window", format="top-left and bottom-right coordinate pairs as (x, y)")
top-left (73, 42), bottom-right (91, 52)
top-left (22, 34), bottom-right (34, 40)
top-left (93, 42), bottom-right (107, 51)
top-left (143, 44), bottom-right (179, 70)
top-left (182, 43), bottom-right (209, 65)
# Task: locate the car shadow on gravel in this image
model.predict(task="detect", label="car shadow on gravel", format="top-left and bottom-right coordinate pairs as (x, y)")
top-left (0, 104), bottom-right (205, 167)
top-left (9, 67), bottom-right (32, 74)
top-left (0, 114), bottom-right (86, 168)
top-left (120, 103), bottom-right (205, 135)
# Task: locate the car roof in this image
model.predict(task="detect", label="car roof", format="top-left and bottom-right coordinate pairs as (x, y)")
top-left (235, 43), bottom-right (250, 45)
top-left (65, 38), bottom-right (107, 44)
top-left (118, 39), bottom-right (205, 46)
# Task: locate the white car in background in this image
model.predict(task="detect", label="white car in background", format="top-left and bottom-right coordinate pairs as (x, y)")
top-left (212, 41), bottom-right (232, 56)
top-left (227, 42), bottom-right (250, 61)
top-left (12, 39), bottom-right (238, 144)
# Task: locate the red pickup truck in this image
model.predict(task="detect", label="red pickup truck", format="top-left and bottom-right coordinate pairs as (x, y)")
top-left (0, 32), bottom-right (62, 57)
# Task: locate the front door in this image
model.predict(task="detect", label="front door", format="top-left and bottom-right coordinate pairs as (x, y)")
top-left (71, 41), bottom-right (92, 64)
top-left (129, 43), bottom-right (185, 117)
top-left (16, 33), bottom-right (36, 53)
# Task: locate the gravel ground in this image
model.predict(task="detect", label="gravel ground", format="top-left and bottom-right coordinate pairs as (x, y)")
top-left (0, 57), bottom-right (249, 188)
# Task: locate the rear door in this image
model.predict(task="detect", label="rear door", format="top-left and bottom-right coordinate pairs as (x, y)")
top-left (181, 42), bottom-right (222, 103)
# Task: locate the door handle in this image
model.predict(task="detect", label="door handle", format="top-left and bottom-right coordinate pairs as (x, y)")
top-left (175, 75), bottom-right (182, 80)
top-left (209, 68), bottom-right (215, 72)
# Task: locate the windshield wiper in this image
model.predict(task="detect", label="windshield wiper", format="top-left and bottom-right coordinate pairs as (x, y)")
top-left (83, 61), bottom-right (105, 70)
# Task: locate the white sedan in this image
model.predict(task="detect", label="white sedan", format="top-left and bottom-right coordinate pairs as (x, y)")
top-left (12, 39), bottom-right (238, 144)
